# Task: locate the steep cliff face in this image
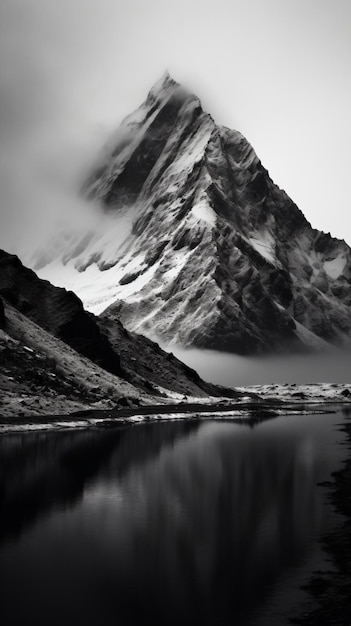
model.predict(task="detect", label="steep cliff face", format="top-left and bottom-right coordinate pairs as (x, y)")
top-left (36, 73), bottom-right (351, 354)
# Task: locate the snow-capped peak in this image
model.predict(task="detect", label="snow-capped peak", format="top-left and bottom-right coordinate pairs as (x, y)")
top-left (34, 76), bottom-right (351, 355)
top-left (147, 70), bottom-right (179, 100)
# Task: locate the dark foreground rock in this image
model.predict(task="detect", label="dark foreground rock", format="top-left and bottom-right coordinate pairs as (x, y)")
top-left (0, 250), bottom-right (122, 377)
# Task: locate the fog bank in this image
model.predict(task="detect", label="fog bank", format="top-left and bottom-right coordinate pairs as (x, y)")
top-left (169, 348), bottom-right (351, 387)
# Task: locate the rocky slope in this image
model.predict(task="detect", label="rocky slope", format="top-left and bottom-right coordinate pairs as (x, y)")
top-left (96, 310), bottom-right (228, 397)
top-left (0, 249), bottom-right (234, 417)
top-left (0, 303), bottom-right (140, 418)
top-left (0, 250), bottom-right (122, 376)
top-left (35, 73), bottom-right (351, 354)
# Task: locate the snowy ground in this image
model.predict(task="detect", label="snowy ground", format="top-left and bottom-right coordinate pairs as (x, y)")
top-left (235, 382), bottom-right (351, 403)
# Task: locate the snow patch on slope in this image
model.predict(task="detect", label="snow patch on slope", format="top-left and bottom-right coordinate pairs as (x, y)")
top-left (39, 256), bottom-right (159, 315)
top-left (192, 200), bottom-right (216, 226)
top-left (169, 113), bottom-right (213, 174)
top-left (324, 256), bottom-right (346, 279)
top-left (161, 249), bottom-right (193, 280)
top-left (248, 231), bottom-right (278, 265)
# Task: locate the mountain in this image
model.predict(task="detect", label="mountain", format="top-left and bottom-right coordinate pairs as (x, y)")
top-left (0, 250), bottom-right (122, 376)
top-left (0, 299), bottom-right (140, 418)
top-left (35, 72), bottom-right (351, 354)
top-left (0, 249), bottom-right (235, 417)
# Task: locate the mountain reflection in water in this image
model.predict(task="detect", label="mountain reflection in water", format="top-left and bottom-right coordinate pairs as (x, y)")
top-left (0, 412), bottom-right (347, 626)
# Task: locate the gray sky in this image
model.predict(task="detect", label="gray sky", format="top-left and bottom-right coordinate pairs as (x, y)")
top-left (0, 0), bottom-right (351, 250)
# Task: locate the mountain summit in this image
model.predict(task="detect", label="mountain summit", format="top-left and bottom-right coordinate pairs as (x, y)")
top-left (37, 74), bottom-right (351, 354)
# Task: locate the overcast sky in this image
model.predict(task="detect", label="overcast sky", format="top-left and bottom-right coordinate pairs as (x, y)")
top-left (0, 0), bottom-right (350, 251)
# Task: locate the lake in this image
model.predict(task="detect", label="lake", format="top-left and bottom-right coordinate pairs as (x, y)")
top-left (0, 409), bottom-right (348, 625)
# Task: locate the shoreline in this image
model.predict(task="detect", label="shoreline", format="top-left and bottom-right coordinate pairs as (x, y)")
top-left (1, 382), bottom-right (350, 432)
top-left (0, 399), bottom-right (346, 435)
top-left (292, 408), bottom-right (351, 625)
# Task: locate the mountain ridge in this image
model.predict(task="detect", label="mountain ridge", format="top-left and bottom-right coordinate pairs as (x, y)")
top-left (0, 248), bottom-right (237, 418)
top-left (34, 74), bottom-right (351, 354)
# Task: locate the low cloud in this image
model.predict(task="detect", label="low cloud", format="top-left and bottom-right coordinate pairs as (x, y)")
top-left (170, 347), bottom-right (351, 387)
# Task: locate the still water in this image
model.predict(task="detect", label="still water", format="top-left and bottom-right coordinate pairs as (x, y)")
top-left (0, 410), bottom-right (348, 626)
